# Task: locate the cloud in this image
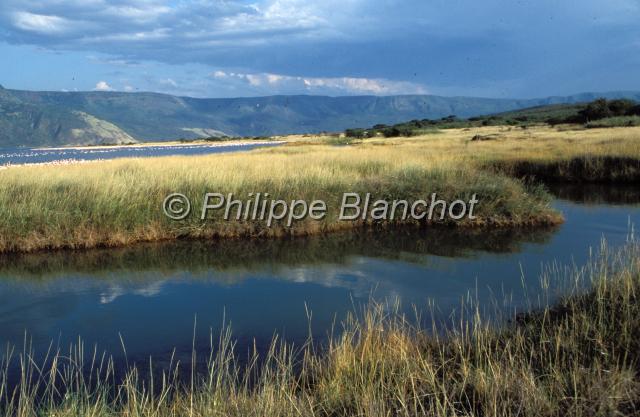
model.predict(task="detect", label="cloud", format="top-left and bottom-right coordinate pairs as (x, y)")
top-left (0, 0), bottom-right (639, 97)
top-left (159, 78), bottom-right (178, 88)
top-left (1, 0), bottom-right (307, 47)
top-left (93, 80), bottom-right (113, 91)
top-left (87, 55), bottom-right (142, 67)
top-left (211, 71), bottom-right (427, 95)
top-left (11, 11), bottom-right (72, 34)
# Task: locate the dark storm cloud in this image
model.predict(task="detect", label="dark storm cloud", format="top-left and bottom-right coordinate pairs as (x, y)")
top-left (0, 0), bottom-right (638, 97)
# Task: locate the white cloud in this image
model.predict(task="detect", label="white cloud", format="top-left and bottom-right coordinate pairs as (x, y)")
top-left (102, 4), bottom-right (171, 24)
top-left (87, 55), bottom-right (142, 67)
top-left (210, 71), bottom-right (427, 95)
top-left (93, 80), bottom-right (113, 91)
top-left (11, 11), bottom-right (72, 34)
top-left (159, 78), bottom-right (178, 88)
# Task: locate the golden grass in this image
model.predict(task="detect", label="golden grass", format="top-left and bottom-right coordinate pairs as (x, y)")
top-left (1, 124), bottom-right (638, 253)
top-left (1, 239), bottom-right (639, 416)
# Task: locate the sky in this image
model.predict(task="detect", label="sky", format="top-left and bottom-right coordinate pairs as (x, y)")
top-left (0, 0), bottom-right (638, 98)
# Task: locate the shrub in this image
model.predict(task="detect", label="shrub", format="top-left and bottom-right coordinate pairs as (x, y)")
top-left (382, 126), bottom-right (417, 137)
top-left (345, 128), bottom-right (374, 138)
top-left (585, 115), bottom-right (640, 128)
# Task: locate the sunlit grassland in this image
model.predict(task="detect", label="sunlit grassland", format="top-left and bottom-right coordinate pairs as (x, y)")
top-left (0, 125), bottom-right (638, 253)
top-left (1, 239), bottom-right (638, 416)
top-left (271, 125), bottom-right (640, 182)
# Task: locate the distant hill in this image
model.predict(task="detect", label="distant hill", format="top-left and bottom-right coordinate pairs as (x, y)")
top-left (1, 85), bottom-right (639, 147)
top-left (344, 98), bottom-right (640, 138)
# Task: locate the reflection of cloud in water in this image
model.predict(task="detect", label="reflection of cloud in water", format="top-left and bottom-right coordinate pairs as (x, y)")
top-left (99, 281), bottom-right (166, 304)
top-left (0, 252), bottom-right (467, 312)
top-left (0, 197), bottom-right (637, 367)
top-left (0, 225), bottom-right (560, 307)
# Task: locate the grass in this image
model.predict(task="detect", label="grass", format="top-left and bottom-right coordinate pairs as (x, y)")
top-left (0, 238), bottom-right (638, 416)
top-left (586, 116), bottom-right (640, 129)
top-left (468, 126), bottom-right (640, 182)
top-left (0, 128), bottom-right (558, 253)
top-left (1, 124), bottom-right (639, 253)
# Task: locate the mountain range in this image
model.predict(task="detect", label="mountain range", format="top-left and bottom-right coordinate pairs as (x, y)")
top-left (1, 84), bottom-right (639, 147)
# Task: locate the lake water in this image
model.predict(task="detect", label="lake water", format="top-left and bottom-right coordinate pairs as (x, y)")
top-left (0, 142), bottom-right (282, 166)
top-left (0, 185), bottom-right (638, 371)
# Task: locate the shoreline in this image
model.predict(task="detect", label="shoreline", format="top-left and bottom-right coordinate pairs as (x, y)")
top-left (0, 213), bottom-right (564, 255)
top-left (0, 140), bottom-right (285, 170)
top-left (31, 139), bottom-right (284, 151)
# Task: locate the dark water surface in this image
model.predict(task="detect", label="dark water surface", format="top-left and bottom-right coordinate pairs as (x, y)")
top-left (0, 186), bottom-right (638, 369)
top-left (0, 142), bottom-right (281, 166)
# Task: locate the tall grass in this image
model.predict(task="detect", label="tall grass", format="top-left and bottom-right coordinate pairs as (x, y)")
top-left (0, 239), bottom-right (638, 416)
top-left (0, 124), bottom-right (638, 253)
top-left (0, 140), bottom-right (560, 253)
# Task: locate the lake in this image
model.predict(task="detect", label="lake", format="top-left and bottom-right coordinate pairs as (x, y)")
top-left (0, 185), bottom-right (638, 372)
top-left (0, 142), bottom-right (282, 166)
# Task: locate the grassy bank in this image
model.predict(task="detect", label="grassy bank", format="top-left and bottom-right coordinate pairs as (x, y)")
top-left (0, 125), bottom-right (639, 253)
top-left (468, 125), bottom-right (640, 182)
top-left (0, 134), bottom-right (559, 253)
top-left (1, 239), bottom-right (638, 416)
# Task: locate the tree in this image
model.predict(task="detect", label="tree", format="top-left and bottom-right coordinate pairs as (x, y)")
top-left (579, 98), bottom-right (611, 122)
top-left (608, 99), bottom-right (636, 116)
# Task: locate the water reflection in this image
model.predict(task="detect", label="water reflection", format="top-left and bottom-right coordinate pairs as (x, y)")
top-left (0, 226), bottom-right (557, 282)
top-left (0, 186), bottom-right (637, 370)
top-left (546, 184), bottom-right (640, 205)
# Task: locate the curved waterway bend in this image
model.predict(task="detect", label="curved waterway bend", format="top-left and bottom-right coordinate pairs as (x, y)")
top-left (0, 185), bottom-right (638, 367)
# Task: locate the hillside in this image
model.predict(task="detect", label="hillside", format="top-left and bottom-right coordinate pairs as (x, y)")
top-left (344, 98), bottom-right (640, 138)
top-left (1, 85), bottom-right (639, 147)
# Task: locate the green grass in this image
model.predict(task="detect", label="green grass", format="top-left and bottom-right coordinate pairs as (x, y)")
top-left (586, 116), bottom-right (640, 129)
top-left (1, 239), bottom-right (638, 416)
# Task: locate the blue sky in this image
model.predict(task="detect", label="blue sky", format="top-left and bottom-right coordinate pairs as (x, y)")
top-left (0, 0), bottom-right (638, 98)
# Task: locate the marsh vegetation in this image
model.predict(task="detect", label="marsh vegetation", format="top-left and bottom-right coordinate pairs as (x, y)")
top-left (1, 124), bottom-right (639, 253)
